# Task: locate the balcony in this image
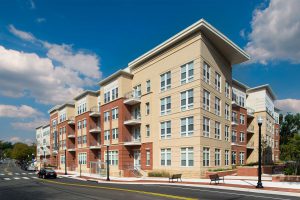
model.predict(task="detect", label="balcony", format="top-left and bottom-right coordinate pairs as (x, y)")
top-left (89, 141), bottom-right (101, 149)
top-left (247, 141), bottom-right (255, 149)
top-left (67, 144), bottom-right (76, 152)
top-left (68, 133), bottom-right (76, 138)
top-left (247, 125), bottom-right (255, 134)
top-left (247, 107), bottom-right (255, 118)
top-left (89, 125), bottom-right (101, 133)
top-left (231, 118), bottom-right (238, 126)
top-left (67, 116), bottom-right (75, 125)
top-left (124, 116), bottom-right (141, 126)
top-left (124, 91), bottom-right (141, 105)
top-left (89, 106), bottom-right (101, 117)
top-left (123, 137), bottom-right (141, 146)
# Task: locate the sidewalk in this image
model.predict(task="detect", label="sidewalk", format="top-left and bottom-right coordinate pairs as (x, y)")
top-left (56, 170), bottom-right (300, 196)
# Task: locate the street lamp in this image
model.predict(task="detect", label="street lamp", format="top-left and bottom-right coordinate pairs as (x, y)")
top-left (64, 149), bottom-right (67, 175)
top-left (106, 144), bottom-right (110, 181)
top-left (256, 116), bottom-right (264, 188)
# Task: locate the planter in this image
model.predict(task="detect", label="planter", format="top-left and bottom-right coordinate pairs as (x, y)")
top-left (237, 166), bottom-right (273, 176)
top-left (272, 175), bottom-right (300, 182)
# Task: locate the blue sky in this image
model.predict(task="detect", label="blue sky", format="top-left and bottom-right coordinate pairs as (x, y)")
top-left (0, 0), bottom-right (299, 143)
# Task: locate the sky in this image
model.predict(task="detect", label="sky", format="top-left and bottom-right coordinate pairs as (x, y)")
top-left (0, 0), bottom-right (299, 144)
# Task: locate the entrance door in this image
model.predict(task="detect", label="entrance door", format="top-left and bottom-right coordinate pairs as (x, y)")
top-left (133, 150), bottom-right (141, 170)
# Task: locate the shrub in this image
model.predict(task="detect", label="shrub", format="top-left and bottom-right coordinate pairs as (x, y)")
top-left (208, 168), bottom-right (232, 172)
top-left (148, 170), bottom-right (170, 177)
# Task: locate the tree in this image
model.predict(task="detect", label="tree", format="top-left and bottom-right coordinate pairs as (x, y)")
top-left (281, 135), bottom-right (300, 175)
top-left (11, 143), bottom-right (33, 161)
top-left (280, 113), bottom-right (300, 145)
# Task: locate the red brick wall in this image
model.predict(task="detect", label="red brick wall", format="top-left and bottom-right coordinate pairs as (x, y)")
top-left (237, 166), bottom-right (273, 176)
top-left (49, 113), bottom-right (58, 166)
top-left (141, 142), bottom-right (153, 170)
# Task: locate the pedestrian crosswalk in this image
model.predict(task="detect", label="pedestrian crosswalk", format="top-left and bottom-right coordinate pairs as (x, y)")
top-left (1, 176), bottom-right (63, 181)
top-left (0, 172), bottom-right (36, 176)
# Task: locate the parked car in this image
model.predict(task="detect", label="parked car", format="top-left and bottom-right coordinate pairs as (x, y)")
top-left (38, 169), bottom-right (57, 179)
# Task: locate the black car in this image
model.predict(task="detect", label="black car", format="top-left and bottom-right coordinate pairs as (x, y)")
top-left (38, 169), bottom-right (57, 179)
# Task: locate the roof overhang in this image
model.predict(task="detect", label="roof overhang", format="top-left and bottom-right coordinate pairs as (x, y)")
top-left (98, 70), bottom-right (133, 86)
top-left (128, 19), bottom-right (250, 70)
top-left (247, 84), bottom-right (277, 100)
top-left (232, 79), bottom-right (250, 90)
top-left (57, 102), bottom-right (75, 110)
top-left (73, 90), bottom-right (100, 101)
top-left (48, 105), bottom-right (61, 114)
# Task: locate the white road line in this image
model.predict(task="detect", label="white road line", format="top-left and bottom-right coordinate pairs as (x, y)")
top-left (15, 173), bottom-right (20, 175)
top-left (13, 177), bottom-right (20, 180)
top-left (0, 173), bottom-right (4, 175)
top-left (156, 185), bottom-right (292, 200)
top-left (22, 177), bottom-right (29, 179)
top-left (32, 177), bottom-right (38, 179)
top-left (3, 178), bottom-right (11, 180)
top-left (7, 173), bottom-right (13, 175)
top-left (28, 173), bottom-right (33, 175)
top-left (22, 173), bottom-right (26, 175)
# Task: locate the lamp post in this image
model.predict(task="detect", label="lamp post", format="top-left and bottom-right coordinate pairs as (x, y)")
top-left (256, 116), bottom-right (264, 188)
top-left (106, 144), bottom-right (110, 181)
top-left (64, 149), bottom-right (67, 175)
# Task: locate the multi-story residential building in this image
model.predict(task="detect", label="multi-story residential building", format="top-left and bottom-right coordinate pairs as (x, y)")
top-left (49, 105), bottom-right (60, 167)
top-left (43, 19), bottom-right (280, 178)
top-left (36, 124), bottom-right (50, 169)
top-left (273, 108), bottom-right (280, 162)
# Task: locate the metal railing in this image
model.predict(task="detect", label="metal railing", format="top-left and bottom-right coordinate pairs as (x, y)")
top-left (247, 125), bottom-right (255, 132)
top-left (232, 117), bottom-right (238, 124)
top-left (124, 90), bottom-right (141, 99)
top-left (247, 141), bottom-right (254, 148)
top-left (90, 106), bottom-right (100, 113)
top-left (90, 124), bottom-right (101, 130)
top-left (247, 107), bottom-right (255, 115)
top-left (68, 143), bottom-right (75, 149)
top-left (125, 113), bottom-right (141, 121)
top-left (124, 136), bottom-right (141, 143)
top-left (89, 140), bottom-right (101, 146)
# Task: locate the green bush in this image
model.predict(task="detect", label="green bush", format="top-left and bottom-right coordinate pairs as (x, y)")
top-left (148, 170), bottom-right (170, 177)
top-left (208, 168), bottom-right (232, 172)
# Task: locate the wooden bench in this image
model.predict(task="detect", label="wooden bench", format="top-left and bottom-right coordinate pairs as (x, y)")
top-left (169, 174), bottom-right (182, 182)
top-left (209, 174), bottom-right (224, 184)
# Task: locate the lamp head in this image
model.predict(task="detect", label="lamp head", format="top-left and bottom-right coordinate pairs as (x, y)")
top-left (257, 116), bottom-right (263, 125)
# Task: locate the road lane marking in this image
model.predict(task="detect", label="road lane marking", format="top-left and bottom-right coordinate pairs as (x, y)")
top-left (156, 185), bottom-right (291, 200)
top-left (3, 178), bottom-right (11, 180)
top-left (32, 177), bottom-right (38, 179)
top-left (28, 173), bottom-right (33, 175)
top-left (40, 179), bottom-right (198, 200)
top-left (22, 173), bottom-right (26, 175)
top-left (13, 177), bottom-right (20, 180)
top-left (7, 173), bottom-right (13, 175)
top-left (0, 173), bottom-right (4, 175)
top-left (22, 177), bottom-right (29, 179)
top-left (15, 173), bottom-right (20, 175)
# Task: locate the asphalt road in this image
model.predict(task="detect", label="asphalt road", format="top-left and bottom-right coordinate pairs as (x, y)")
top-left (0, 159), bottom-right (298, 200)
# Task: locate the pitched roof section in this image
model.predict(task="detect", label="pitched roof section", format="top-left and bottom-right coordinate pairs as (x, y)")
top-left (128, 19), bottom-right (250, 70)
top-left (98, 70), bottom-right (133, 86)
top-left (48, 105), bottom-right (61, 114)
top-left (73, 90), bottom-right (100, 101)
top-left (232, 79), bottom-right (250, 90)
top-left (57, 102), bottom-right (75, 110)
top-left (247, 84), bottom-right (277, 100)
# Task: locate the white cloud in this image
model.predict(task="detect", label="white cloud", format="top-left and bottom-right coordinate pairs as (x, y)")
top-left (4, 25), bottom-right (101, 105)
top-left (36, 18), bottom-right (46, 23)
top-left (9, 136), bottom-right (34, 145)
top-left (29, 0), bottom-right (36, 9)
top-left (8, 25), bottom-right (36, 42)
top-left (0, 105), bottom-right (42, 118)
top-left (245, 0), bottom-right (300, 64)
top-left (275, 99), bottom-right (300, 113)
top-left (11, 118), bottom-right (48, 131)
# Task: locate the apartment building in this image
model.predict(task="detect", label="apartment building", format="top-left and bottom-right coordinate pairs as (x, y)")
top-left (44, 19), bottom-right (280, 178)
top-left (36, 124), bottom-right (50, 169)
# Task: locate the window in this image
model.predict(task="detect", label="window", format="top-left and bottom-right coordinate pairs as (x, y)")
top-left (146, 125), bottom-right (150, 137)
top-left (232, 151), bottom-right (236, 165)
top-left (181, 117), bottom-right (194, 137)
top-left (146, 80), bottom-right (151, 93)
top-left (160, 96), bottom-right (171, 115)
top-left (160, 71), bottom-right (171, 91)
top-left (82, 135), bottom-right (87, 144)
top-left (161, 148), bottom-right (171, 166)
top-left (112, 108), bottom-right (119, 120)
top-left (77, 121), bottom-right (81, 130)
top-left (240, 132), bottom-right (245, 142)
top-left (203, 147), bottom-right (210, 167)
top-left (203, 62), bottom-right (210, 83)
top-left (78, 153), bottom-right (87, 165)
top-left (60, 154), bottom-right (65, 165)
top-left (240, 114), bottom-right (245, 124)
top-left (181, 147), bottom-right (194, 167)
top-left (232, 112), bottom-right (238, 124)
top-left (239, 96), bottom-right (245, 107)
top-left (77, 136), bottom-right (82, 145)
top-left (203, 117), bottom-right (210, 137)
top-left (104, 111), bottom-right (110, 122)
top-left (146, 102), bottom-right (150, 115)
top-left (133, 85), bottom-right (141, 97)
top-left (215, 149), bottom-right (220, 166)
top-left (104, 130), bottom-right (110, 141)
top-left (146, 150), bottom-right (151, 166)
top-left (112, 128), bottom-right (118, 140)
top-left (203, 90), bottom-right (210, 111)
top-left (83, 119), bottom-right (86, 128)
top-left (239, 152), bottom-right (245, 165)
top-left (215, 97), bottom-right (221, 116)
top-left (104, 151), bottom-right (119, 166)
top-left (104, 91), bottom-right (111, 103)
top-left (232, 130), bottom-right (237, 143)
top-left (225, 103), bottom-right (230, 120)
top-left (225, 150), bottom-right (229, 166)
top-left (181, 89), bottom-right (194, 111)
top-left (225, 81), bottom-right (230, 98)
top-left (161, 121), bottom-right (171, 139)
top-left (225, 125), bottom-right (229, 141)
top-left (215, 121), bottom-right (221, 139)
top-left (181, 62), bottom-right (194, 84)
top-left (215, 72), bottom-right (221, 92)
top-left (112, 87), bottom-right (119, 100)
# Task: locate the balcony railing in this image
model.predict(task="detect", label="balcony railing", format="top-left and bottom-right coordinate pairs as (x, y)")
top-left (89, 106), bottom-right (101, 117)
top-left (124, 115), bottom-right (141, 125)
top-left (68, 132), bottom-right (76, 138)
top-left (247, 107), bottom-right (255, 118)
top-left (247, 141), bottom-right (255, 149)
top-left (89, 141), bottom-right (101, 149)
top-left (247, 125), bottom-right (255, 133)
top-left (89, 124), bottom-right (101, 133)
top-left (124, 91), bottom-right (141, 105)
top-left (231, 117), bottom-right (238, 125)
top-left (67, 144), bottom-right (76, 151)
top-left (124, 136), bottom-right (141, 146)
top-left (67, 116), bottom-right (75, 125)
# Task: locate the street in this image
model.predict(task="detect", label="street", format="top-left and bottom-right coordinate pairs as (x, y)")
top-left (0, 159), bottom-right (298, 200)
